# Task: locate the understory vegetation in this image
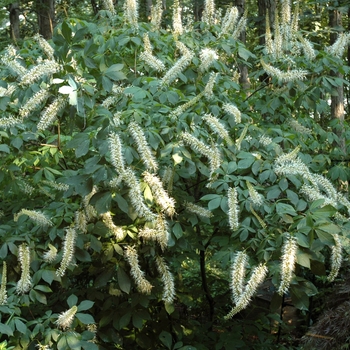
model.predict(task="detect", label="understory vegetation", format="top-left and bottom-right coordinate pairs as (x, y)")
top-left (0, 0), bottom-right (350, 349)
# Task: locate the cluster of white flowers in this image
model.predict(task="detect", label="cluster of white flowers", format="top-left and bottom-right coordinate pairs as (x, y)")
top-left (155, 256), bottom-right (175, 303)
top-left (122, 168), bottom-right (157, 221)
top-left (185, 201), bottom-right (213, 218)
top-left (227, 187), bottom-right (239, 231)
top-left (181, 132), bottom-right (221, 179)
top-left (0, 263), bottom-right (7, 304)
top-left (101, 212), bottom-right (125, 241)
top-left (0, 84), bottom-right (16, 97)
top-left (235, 124), bottom-right (248, 151)
top-left (124, 0), bottom-right (139, 30)
top-left (0, 115), bottom-right (22, 129)
top-left (277, 236), bottom-right (297, 295)
top-left (102, 0), bottom-right (116, 15)
top-left (56, 228), bottom-right (77, 277)
top-left (1, 45), bottom-right (27, 76)
top-left (139, 214), bottom-right (170, 250)
top-left (75, 210), bottom-right (87, 233)
top-left (288, 119), bottom-right (312, 134)
top-left (199, 48), bottom-right (218, 72)
top-left (202, 0), bottom-right (215, 26)
top-left (55, 305), bottom-right (78, 330)
top-left (223, 103), bottom-right (241, 124)
top-left (14, 209), bottom-right (53, 227)
top-left (34, 34), bottom-right (54, 59)
top-left (172, 0), bottom-right (183, 36)
top-left (297, 34), bottom-right (316, 61)
top-left (124, 245), bottom-right (153, 294)
top-left (151, 0), bottom-right (163, 30)
top-left (128, 122), bottom-right (158, 172)
top-left (143, 171), bottom-right (176, 217)
top-left (259, 135), bottom-right (273, 147)
top-left (225, 251), bottom-right (268, 318)
top-left (37, 95), bottom-right (67, 131)
top-left (328, 234), bottom-right (342, 282)
top-left (108, 132), bottom-right (126, 175)
top-left (232, 11), bottom-right (247, 40)
top-left (246, 181), bottom-right (264, 207)
top-left (326, 33), bottom-right (350, 58)
top-left (160, 42), bottom-right (194, 87)
top-left (43, 244), bottom-right (58, 263)
top-left (220, 7), bottom-right (239, 36)
top-left (16, 244), bottom-right (32, 294)
top-left (140, 33), bottom-right (166, 72)
top-left (203, 114), bottom-right (233, 146)
top-left (203, 72), bottom-right (218, 99)
top-left (82, 186), bottom-right (98, 222)
top-left (261, 59), bottom-right (308, 82)
top-left (20, 60), bottom-right (61, 86)
top-left (41, 180), bottom-right (70, 192)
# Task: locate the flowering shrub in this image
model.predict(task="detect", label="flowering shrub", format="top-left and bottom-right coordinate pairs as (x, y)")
top-left (0, 0), bottom-right (349, 348)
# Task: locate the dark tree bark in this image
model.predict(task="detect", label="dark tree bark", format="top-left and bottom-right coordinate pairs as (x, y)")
top-left (91, 0), bottom-right (99, 15)
top-left (329, 8), bottom-right (345, 153)
top-left (235, 0), bottom-right (250, 90)
top-left (257, 0), bottom-right (276, 46)
top-left (37, 0), bottom-right (55, 39)
top-left (9, 2), bottom-right (20, 41)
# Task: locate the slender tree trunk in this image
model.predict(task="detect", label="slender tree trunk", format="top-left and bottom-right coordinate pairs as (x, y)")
top-left (329, 8), bottom-right (345, 153)
top-left (146, 0), bottom-right (152, 20)
top-left (91, 0), bottom-right (99, 15)
top-left (37, 0), bottom-right (55, 39)
top-left (9, 2), bottom-right (20, 42)
top-left (236, 0), bottom-right (250, 90)
top-left (257, 0), bottom-right (276, 46)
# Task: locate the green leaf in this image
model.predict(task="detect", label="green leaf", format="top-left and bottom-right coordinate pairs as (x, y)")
top-left (132, 313), bottom-right (144, 329)
top-left (119, 312), bottom-right (131, 328)
top-left (0, 144), bottom-right (10, 153)
top-left (172, 222), bottom-right (183, 239)
top-left (78, 300), bottom-right (94, 312)
top-left (297, 252), bottom-right (310, 269)
top-left (208, 197), bottom-right (221, 210)
top-left (159, 331), bottom-right (172, 350)
top-left (30, 289), bottom-right (47, 304)
top-left (237, 156), bottom-right (255, 170)
top-left (76, 313), bottom-right (95, 325)
top-left (92, 192), bottom-right (112, 214)
top-left (0, 323), bottom-right (13, 336)
top-left (117, 267), bottom-right (131, 294)
top-left (315, 229), bottom-right (334, 245)
top-left (61, 21), bottom-right (72, 43)
top-left (115, 194), bottom-right (129, 214)
top-left (15, 319), bottom-right (27, 334)
top-left (0, 244), bottom-right (8, 260)
top-left (42, 269), bottom-right (56, 285)
top-left (67, 294), bottom-right (78, 307)
top-left (276, 203), bottom-right (297, 217)
top-left (34, 285), bottom-right (52, 293)
top-left (94, 266), bottom-right (115, 288)
top-left (104, 64), bottom-right (126, 81)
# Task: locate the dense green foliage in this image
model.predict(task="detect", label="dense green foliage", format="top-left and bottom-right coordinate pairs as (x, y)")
top-left (0, 2), bottom-right (350, 349)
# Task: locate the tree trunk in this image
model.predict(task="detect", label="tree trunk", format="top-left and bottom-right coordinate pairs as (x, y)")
top-left (146, 0), bottom-right (152, 20)
top-left (257, 0), bottom-right (276, 46)
top-left (9, 2), bottom-right (20, 41)
top-left (37, 0), bottom-right (55, 39)
top-left (236, 0), bottom-right (250, 90)
top-left (329, 8), bottom-right (345, 153)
